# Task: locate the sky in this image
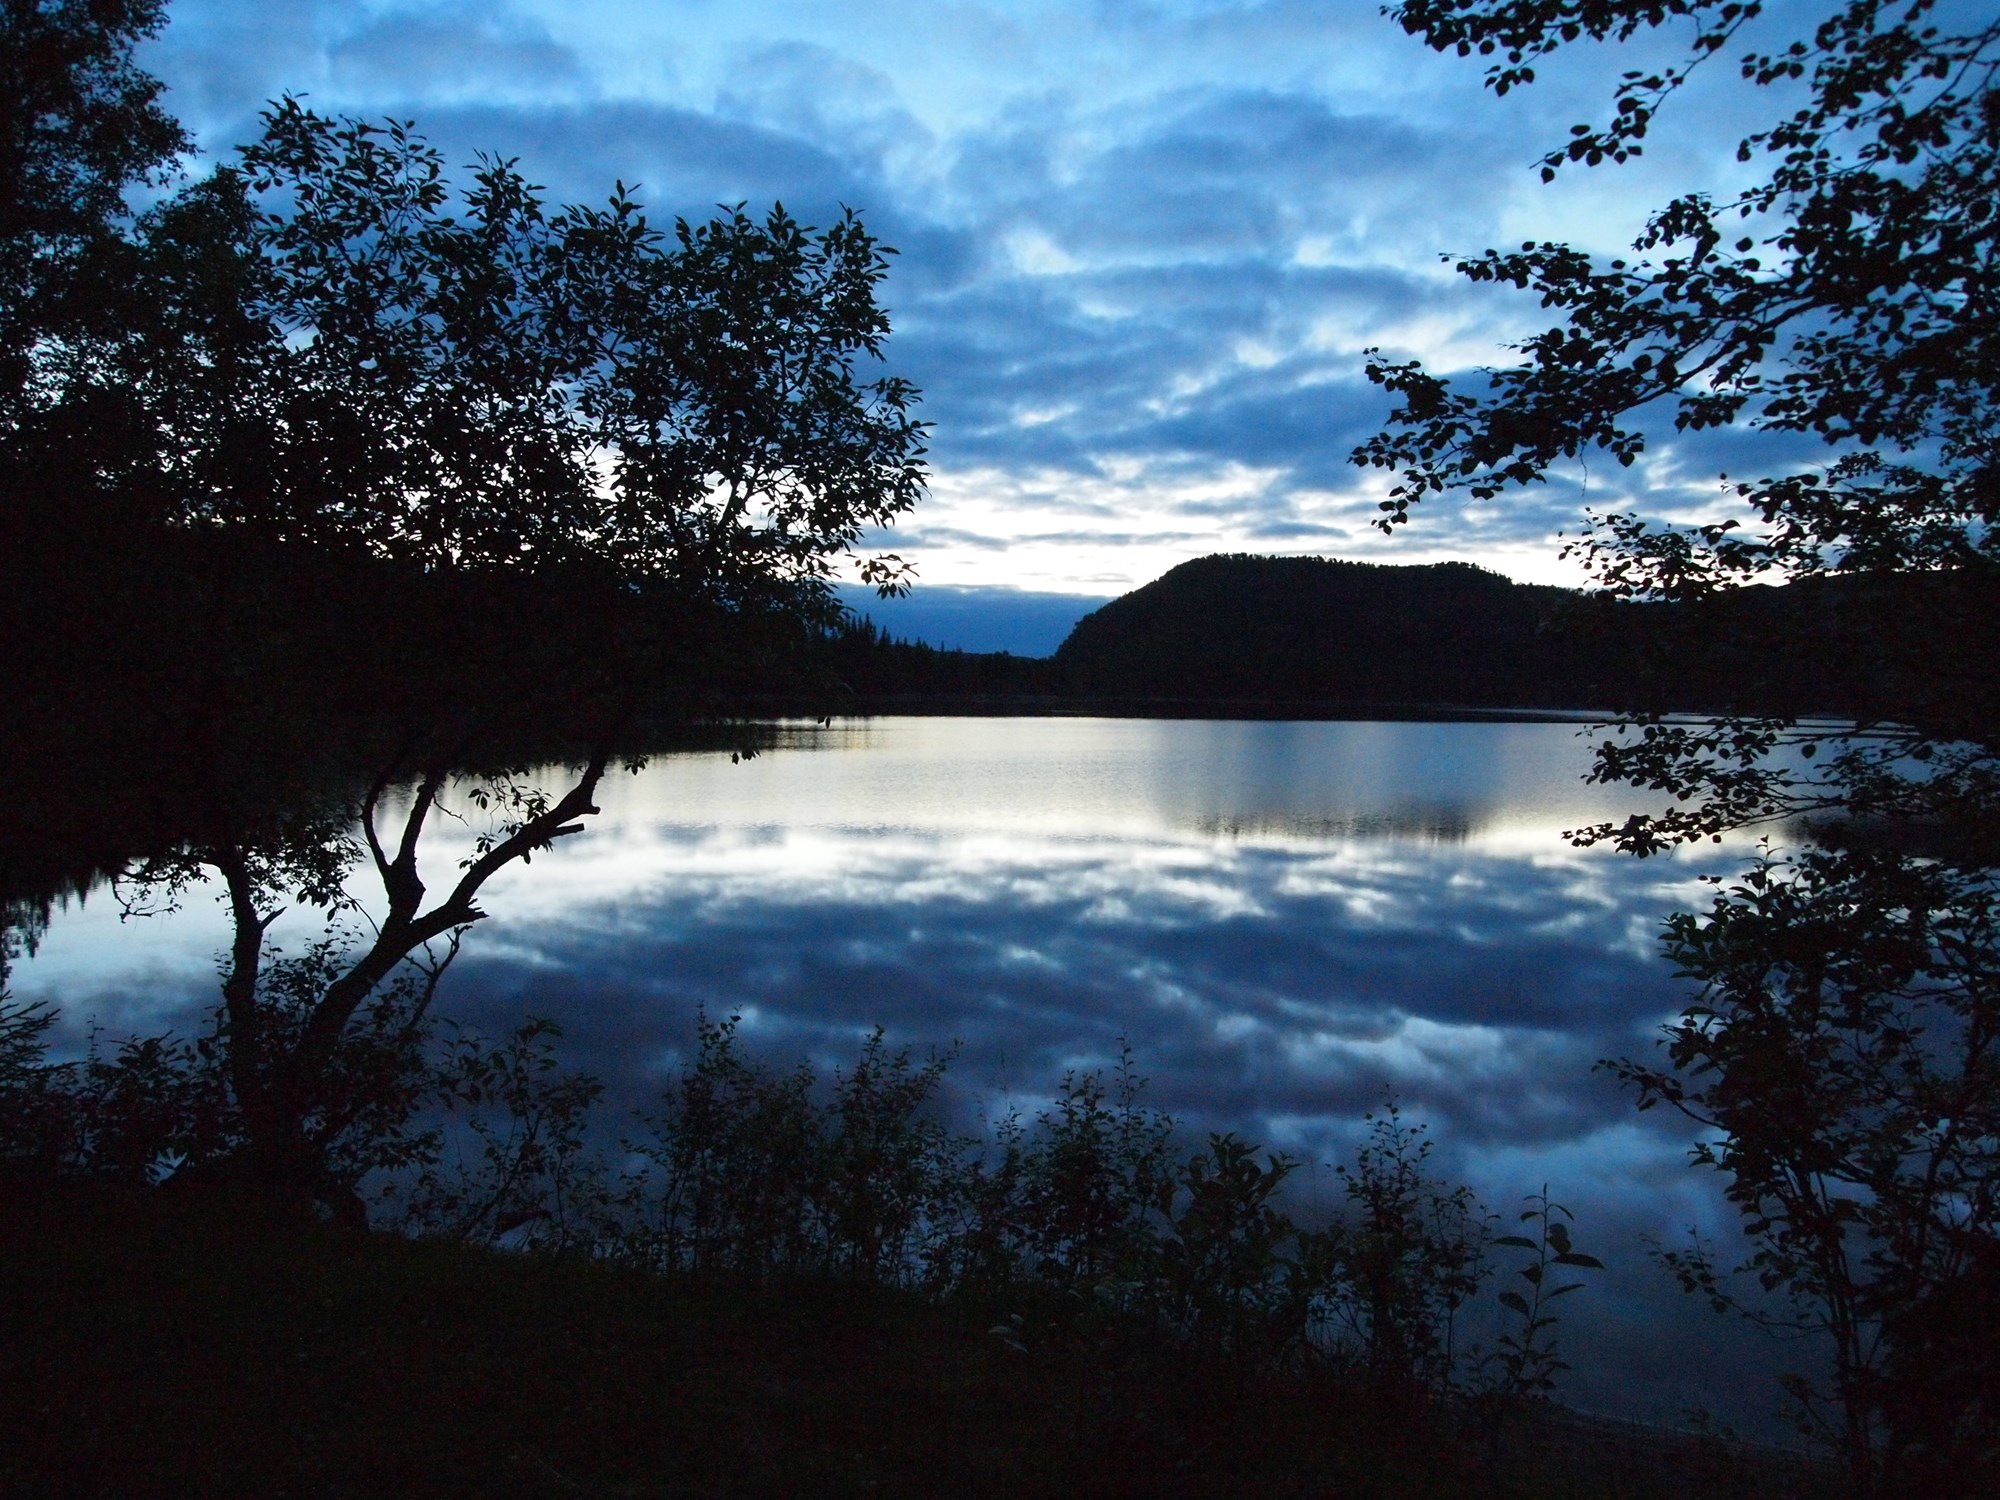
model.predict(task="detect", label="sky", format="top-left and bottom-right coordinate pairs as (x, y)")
top-left (141, 0), bottom-right (1818, 649)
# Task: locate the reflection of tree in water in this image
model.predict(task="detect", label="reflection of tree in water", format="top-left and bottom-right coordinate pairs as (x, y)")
top-left (0, 899), bottom-right (49, 999)
top-left (1196, 808), bottom-right (1478, 845)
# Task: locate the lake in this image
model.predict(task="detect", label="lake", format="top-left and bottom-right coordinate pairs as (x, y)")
top-left (14, 715), bottom-right (1804, 1433)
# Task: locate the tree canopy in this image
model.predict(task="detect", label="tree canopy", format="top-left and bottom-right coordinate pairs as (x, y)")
top-left (20, 99), bottom-right (924, 615)
top-left (0, 0), bottom-right (187, 424)
top-left (1358, 0), bottom-right (1998, 858)
top-left (1362, 0), bottom-right (1995, 577)
top-left (1358, 2), bottom-right (1999, 1488)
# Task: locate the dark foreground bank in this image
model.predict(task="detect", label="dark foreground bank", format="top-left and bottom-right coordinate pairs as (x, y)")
top-left (2, 1182), bottom-right (1832, 1500)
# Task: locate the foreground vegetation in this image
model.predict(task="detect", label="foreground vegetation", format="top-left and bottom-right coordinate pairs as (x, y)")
top-left (4, 1005), bottom-right (1509, 1382)
top-left (2, 1014), bottom-right (1832, 1499)
top-left (3, 1176), bottom-right (1834, 1500)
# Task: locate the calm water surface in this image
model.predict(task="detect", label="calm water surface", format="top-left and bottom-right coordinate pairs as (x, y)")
top-left (18, 717), bottom-right (1802, 1431)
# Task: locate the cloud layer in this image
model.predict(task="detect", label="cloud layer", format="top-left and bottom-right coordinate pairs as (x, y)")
top-left (136, 0), bottom-right (1803, 605)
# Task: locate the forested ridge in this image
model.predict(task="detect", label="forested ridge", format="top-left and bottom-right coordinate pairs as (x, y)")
top-left (835, 552), bottom-right (1995, 725)
top-left (1052, 556), bottom-right (1596, 708)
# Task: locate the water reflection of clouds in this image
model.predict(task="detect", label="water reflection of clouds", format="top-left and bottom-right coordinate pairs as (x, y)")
top-left (15, 720), bottom-right (1803, 1431)
top-left (436, 809), bottom-right (1794, 1430)
top-left (453, 815), bottom-right (1704, 1150)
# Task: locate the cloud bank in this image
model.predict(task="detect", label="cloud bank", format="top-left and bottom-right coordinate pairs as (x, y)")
top-left (137, 0), bottom-right (1804, 608)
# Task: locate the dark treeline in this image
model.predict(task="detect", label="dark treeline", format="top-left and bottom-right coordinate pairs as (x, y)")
top-left (0, 508), bottom-right (822, 916)
top-left (832, 554), bottom-right (1998, 732)
top-left (819, 613), bottom-right (1052, 703)
top-left (15, 534), bottom-right (1992, 919)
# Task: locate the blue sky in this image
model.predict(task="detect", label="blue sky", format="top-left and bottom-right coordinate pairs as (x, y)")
top-left (143, 0), bottom-right (1810, 647)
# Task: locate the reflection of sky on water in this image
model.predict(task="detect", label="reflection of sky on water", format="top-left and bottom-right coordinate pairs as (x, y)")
top-left (16, 718), bottom-right (1807, 1435)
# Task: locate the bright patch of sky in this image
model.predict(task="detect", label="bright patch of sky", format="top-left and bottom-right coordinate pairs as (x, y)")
top-left (144, 0), bottom-right (1820, 636)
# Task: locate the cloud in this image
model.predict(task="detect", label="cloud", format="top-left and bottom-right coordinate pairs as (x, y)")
top-left (709, 40), bottom-right (937, 176)
top-left (140, 0), bottom-right (1796, 596)
top-left (327, 6), bottom-right (587, 99)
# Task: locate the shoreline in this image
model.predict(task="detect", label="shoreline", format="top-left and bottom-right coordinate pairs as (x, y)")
top-left (739, 693), bottom-right (1628, 724)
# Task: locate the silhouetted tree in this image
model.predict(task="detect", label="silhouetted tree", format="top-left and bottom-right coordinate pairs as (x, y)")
top-left (48, 100), bottom-right (923, 597)
top-left (0, 0), bottom-right (187, 431)
top-left (8, 73), bottom-right (927, 1212)
top-left (1357, 0), bottom-right (1997, 827)
top-left (1610, 849), bottom-right (1999, 1489)
top-left (1358, 3), bottom-right (1998, 1490)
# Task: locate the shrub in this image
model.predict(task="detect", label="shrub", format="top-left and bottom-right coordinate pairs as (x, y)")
top-left (376, 1017), bottom-right (616, 1254)
top-left (1305, 1103), bottom-right (1490, 1399)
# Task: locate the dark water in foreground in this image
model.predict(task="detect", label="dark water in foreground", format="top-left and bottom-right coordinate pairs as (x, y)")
top-left (17, 717), bottom-right (1809, 1435)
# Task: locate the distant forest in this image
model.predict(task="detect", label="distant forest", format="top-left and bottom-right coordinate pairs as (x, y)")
top-left (7, 538), bottom-right (1987, 909)
top-left (829, 553), bottom-right (1994, 722)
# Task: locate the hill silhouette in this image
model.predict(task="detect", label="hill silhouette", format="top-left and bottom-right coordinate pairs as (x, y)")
top-left (1036, 553), bottom-right (1997, 731)
top-left (1050, 555), bottom-right (1618, 709)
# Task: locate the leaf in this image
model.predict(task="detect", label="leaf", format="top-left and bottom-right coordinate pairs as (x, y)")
top-left (1555, 1252), bottom-right (1605, 1269)
top-left (1499, 1290), bottom-right (1531, 1315)
top-left (1493, 1235), bottom-right (1538, 1250)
